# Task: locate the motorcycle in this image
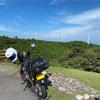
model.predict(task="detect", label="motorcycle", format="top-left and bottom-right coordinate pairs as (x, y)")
top-left (19, 44), bottom-right (52, 99)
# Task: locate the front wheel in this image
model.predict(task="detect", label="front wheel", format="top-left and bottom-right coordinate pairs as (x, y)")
top-left (34, 81), bottom-right (47, 99)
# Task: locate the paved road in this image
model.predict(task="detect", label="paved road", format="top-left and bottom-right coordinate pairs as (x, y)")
top-left (0, 69), bottom-right (38, 100)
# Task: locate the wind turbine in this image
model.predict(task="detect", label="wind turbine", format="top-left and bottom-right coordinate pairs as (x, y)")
top-left (87, 33), bottom-right (90, 44)
top-left (87, 33), bottom-right (96, 44)
top-left (61, 33), bottom-right (64, 42)
top-left (34, 33), bottom-right (40, 40)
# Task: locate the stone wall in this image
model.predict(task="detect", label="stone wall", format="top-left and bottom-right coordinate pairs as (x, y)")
top-left (49, 73), bottom-right (100, 100)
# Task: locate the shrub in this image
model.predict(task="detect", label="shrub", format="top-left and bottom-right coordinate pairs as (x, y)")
top-left (93, 66), bottom-right (100, 73)
top-left (85, 66), bottom-right (95, 71)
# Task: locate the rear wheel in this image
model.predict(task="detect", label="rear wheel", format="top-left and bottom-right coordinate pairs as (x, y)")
top-left (34, 81), bottom-right (47, 99)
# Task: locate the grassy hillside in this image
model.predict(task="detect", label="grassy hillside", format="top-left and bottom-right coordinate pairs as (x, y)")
top-left (0, 36), bottom-right (69, 59)
top-left (0, 36), bottom-right (100, 73)
top-left (47, 66), bottom-right (100, 91)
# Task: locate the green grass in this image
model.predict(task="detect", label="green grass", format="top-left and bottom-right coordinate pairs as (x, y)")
top-left (47, 88), bottom-right (76, 100)
top-left (47, 66), bottom-right (100, 91)
top-left (0, 61), bottom-right (20, 70)
top-left (0, 62), bottom-right (100, 100)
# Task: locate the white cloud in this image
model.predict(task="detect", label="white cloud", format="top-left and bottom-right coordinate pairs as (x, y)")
top-left (63, 7), bottom-right (100, 25)
top-left (11, 16), bottom-right (23, 27)
top-left (0, 25), bottom-right (12, 32)
top-left (49, 0), bottom-right (57, 5)
top-left (49, 7), bottom-right (100, 26)
top-left (24, 25), bottom-right (90, 40)
top-left (16, 16), bottom-right (23, 21)
top-left (19, 23), bottom-right (98, 43)
top-left (47, 25), bottom-right (91, 40)
top-left (48, 16), bottom-right (61, 26)
top-left (56, 7), bottom-right (68, 16)
top-left (14, 7), bottom-right (100, 44)
top-left (12, 22), bottom-right (20, 27)
top-left (0, 25), bottom-right (20, 33)
top-left (52, 26), bottom-right (91, 34)
top-left (0, 2), bottom-right (4, 5)
top-left (46, 7), bottom-right (100, 43)
top-left (22, 32), bottom-right (30, 35)
top-left (0, 0), bottom-right (8, 9)
top-left (49, 0), bottom-right (66, 5)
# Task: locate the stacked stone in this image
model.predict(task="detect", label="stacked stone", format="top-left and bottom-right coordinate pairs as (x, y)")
top-left (76, 94), bottom-right (100, 100)
top-left (49, 73), bottom-right (100, 100)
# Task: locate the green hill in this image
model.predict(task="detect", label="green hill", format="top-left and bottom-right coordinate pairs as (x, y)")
top-left (0, 36), bottom-right (100, 73)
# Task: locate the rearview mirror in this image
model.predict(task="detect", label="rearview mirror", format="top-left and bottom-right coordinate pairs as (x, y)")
top-left (31, 43), bottom-right (35, 47)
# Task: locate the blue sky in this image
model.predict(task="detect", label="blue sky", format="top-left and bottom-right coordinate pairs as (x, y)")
top-left (0, 0), bottom-right (100, 44)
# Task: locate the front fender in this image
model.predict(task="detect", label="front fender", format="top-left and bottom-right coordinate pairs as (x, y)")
top-left (40, 78), bottom-right (52, 87)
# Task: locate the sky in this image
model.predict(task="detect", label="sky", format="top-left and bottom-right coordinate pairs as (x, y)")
top-left (0, 0), bottom-right (100, 45)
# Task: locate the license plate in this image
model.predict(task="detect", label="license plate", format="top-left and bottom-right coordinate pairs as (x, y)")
top-left (36, 74), bottom-right (45, 80)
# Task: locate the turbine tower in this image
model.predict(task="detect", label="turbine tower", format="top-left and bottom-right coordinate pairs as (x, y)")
top-left (35, 33), bottom-right (40, 40)
top-left (87, 33), bottom-right (96, 45)
top-left (87, 33), bottom-right (90, 44)
top-left (61, 33), bottom-right (64, 42)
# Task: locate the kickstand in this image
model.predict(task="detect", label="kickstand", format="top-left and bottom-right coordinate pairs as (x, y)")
top-left (22, 81), bottom-right (26, 85)
top-left (23, 85), bottom-right (28, 91)
top-left (23, 81), bottom-right (32, 91)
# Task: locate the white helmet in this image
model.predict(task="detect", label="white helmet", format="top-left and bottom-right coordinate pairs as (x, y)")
top-left (5, 47), bottom-right (18, 62)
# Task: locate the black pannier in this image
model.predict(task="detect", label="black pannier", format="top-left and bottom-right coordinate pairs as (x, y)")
top-left (31, 58), bottom-right (49, 73)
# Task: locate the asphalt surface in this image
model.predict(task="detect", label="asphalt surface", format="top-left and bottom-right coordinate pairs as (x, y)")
top-left (0, 68), bottom-right (39, 100)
